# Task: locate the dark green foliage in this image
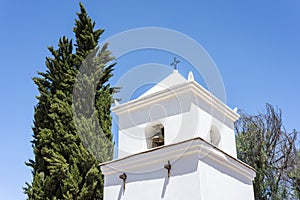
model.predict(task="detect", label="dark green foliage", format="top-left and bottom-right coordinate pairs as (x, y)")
top-left (25, 3), bottom-right (115, 199)
top-left (236, 104), bottom-right (299, 200)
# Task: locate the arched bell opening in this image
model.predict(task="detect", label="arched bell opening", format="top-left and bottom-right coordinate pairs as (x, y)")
top-left (210, 126), bottom-right (221, 147)
top-left (145, 122), bottom-right (165, 149)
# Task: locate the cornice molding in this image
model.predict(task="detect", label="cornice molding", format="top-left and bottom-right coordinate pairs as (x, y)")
top-left (112, 80), bottom-right (239, 122)
top-left (100, 137), bottom-right (255, 181)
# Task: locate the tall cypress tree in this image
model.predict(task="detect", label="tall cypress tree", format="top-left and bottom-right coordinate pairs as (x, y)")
top-left (25, 3), bottom-right (115, 199)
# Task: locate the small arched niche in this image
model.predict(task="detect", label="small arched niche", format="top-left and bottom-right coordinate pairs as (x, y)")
top-left (145, 121), bottom-right (165, 149)
top-left (210, 126), bottom-right (221, 146)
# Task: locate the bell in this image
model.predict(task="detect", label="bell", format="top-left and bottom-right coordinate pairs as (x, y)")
top-left (152, 128), bottom-right (164, 147)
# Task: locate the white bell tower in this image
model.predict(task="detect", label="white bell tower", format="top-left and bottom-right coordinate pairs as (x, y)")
top-left (100, 68), bottom-right (256, 200)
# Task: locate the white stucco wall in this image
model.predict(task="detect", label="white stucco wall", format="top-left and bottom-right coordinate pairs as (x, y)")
top-left (103, 154), bottom-right (202, 200)
top-left (116, 90), bottom-right (238, 158)
top-left (101, 139), bottom-right (255, 200)
top-left (199, 159), bottom-right (255, 200)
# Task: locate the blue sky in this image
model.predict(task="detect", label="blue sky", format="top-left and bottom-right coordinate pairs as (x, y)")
top-left (0, 0), bottom-right (299, 199)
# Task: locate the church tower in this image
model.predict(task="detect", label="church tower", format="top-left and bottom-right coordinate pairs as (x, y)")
top-left (100, 67), bottom-right (256, 200)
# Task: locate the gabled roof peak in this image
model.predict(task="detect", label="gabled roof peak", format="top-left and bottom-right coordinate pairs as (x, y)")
top-left (138, 70), bottom-right (188, 99)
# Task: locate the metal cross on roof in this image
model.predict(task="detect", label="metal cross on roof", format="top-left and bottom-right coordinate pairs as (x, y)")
top-left (170, 57), bottom-right (180, 70)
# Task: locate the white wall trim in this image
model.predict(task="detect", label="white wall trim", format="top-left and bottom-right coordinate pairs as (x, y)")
top-left (100, 137), bottom-right (255, 181)
top-left (112, 81), bottom-right (239, 122)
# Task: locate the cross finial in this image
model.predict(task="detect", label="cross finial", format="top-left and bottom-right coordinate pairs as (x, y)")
top-left (170, 57), bottom-right (180, 70)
